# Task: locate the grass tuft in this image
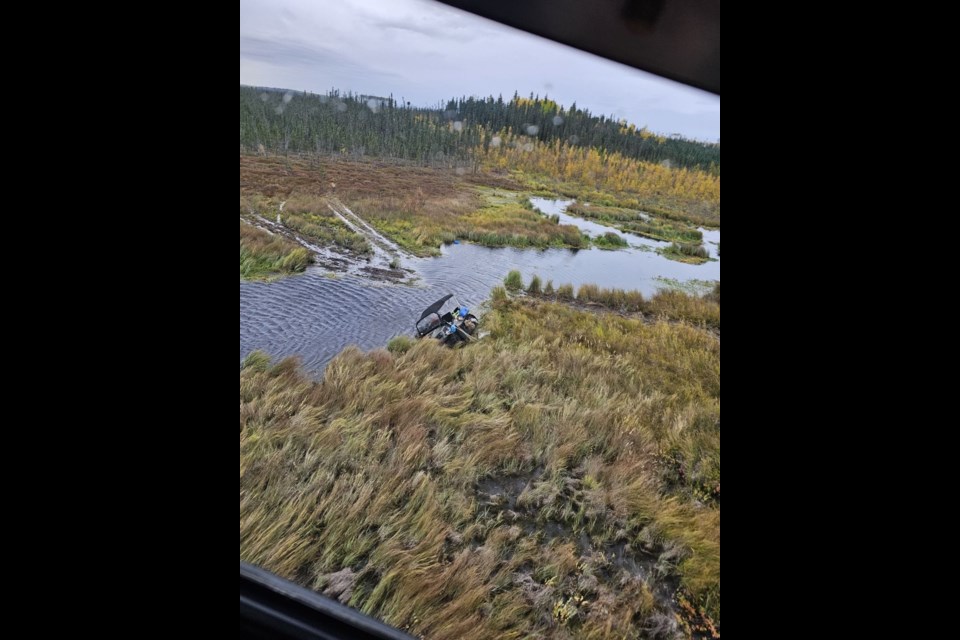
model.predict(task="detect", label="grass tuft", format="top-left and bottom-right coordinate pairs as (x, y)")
top-left (592, 232), bottom-right (629, 250)
top-left (660, 242), bottom-right (710, 264)
top-left (387, 336), bottom-right (414, 355)
top-left (526, 275), bottom-right (542, 295)
top-left (504, 270), bottom-right (524, 293)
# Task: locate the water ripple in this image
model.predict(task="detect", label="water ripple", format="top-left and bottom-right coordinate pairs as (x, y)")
top-left (241, 201), bottom-right (719, 375)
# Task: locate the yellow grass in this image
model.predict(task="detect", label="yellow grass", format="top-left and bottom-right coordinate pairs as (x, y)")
top-left (241, 291), bottom-right (720, 637)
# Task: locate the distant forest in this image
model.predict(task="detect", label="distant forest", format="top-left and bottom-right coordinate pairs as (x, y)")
top-left (239, 86), bottom-right (720, 174)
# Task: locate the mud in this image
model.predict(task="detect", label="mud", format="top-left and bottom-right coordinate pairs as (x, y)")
top-left (476, 468), bottom-right (685, 627)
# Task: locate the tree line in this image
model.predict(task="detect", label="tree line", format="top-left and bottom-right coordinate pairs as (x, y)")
top-left (240, 86), bottom-right (719, 173)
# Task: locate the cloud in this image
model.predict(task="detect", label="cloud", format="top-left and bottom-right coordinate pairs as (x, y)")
top-left (239, 0), bottom-right (719, 140)
top-left (240, 36), bottom-right (346, 69)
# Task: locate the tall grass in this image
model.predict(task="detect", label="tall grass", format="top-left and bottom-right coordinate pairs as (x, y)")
top-left (528, 282), bottom-right (719, 330)
top-left (241, 295), bottom-right (720, 637)
top-left (592, 232), bottom-right (629, 250)
top-left (708, 282), bottom-right (720, 305)
top-left (660, 242), bottom-right (710, 264)
top-left (504, 270), bottom-right (523, 293)
top-left (526, 275), bottom-right (542, 295)
top-left (647, 290), bottom-right (720, 329)
top-left (240, 221), bottom-right (311, 280)
top-left (576, 284), bottom-right (645, 312)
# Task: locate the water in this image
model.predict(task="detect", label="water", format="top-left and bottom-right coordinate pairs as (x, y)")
top-left (530, 198), bottom-right (664, 250)
top-left (700, 226), bottom-right (721, 259)
top-left (241, 200), bottom-right (719, 373)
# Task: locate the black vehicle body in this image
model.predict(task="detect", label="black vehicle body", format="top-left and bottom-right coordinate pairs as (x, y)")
top-left (414, 294), bottom-right (479, 346)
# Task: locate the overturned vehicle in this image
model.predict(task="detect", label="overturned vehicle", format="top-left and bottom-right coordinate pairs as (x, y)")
top-left (415, 294), bottom-right (479, 347)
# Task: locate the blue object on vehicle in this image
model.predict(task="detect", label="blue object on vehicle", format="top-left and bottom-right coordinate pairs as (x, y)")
top-left (448, 324), bottom-right (457, 335)
top-left (459, 307), bottom-right (468, 318)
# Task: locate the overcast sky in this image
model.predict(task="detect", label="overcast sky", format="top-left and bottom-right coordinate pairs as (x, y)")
top-left (240, 0), bottom-right (720, 141)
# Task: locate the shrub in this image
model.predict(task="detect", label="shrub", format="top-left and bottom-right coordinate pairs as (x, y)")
top-left (387, 335), bottom-right (413, 354)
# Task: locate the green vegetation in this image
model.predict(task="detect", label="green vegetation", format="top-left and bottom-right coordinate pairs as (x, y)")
top-left (567, 202), bottom-right (705, 244)
top-left (241, 87), bottom-right (719, 172)
top-left (526, 275), bottom-right (542, 295)
top-left (240, 290), bottom-right (720, 638)
top-left (240, 190), bottom-right (371, 259)
top-left (592, 232), bottom-right (629, 250)
top-left (453, 193), bottom-right (586, 251)
top-left (660, 243), bottom-right (711, 265)
top-left (387, 335), bottom-right (414, 355)
top-left (504, 270), bottom-right (523, 293)
top-left (240, 221), bottom-right (311, 280)
top-left (240, 86), bottom-right (720, 246)
top-left (281, 195), bottom-right (372, 255)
